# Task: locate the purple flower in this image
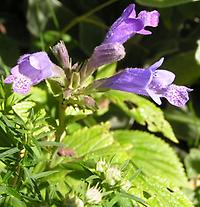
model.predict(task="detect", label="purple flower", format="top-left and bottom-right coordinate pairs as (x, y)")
top-left (87, 4), bottom-right (159, 73)
top-left (4, 52), bottom-right (55, 94)
top-left (103, 4), bottom-right (160, 44)
top-left (94, 58), bottom-right (193, 107)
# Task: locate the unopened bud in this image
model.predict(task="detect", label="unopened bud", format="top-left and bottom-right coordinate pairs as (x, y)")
top-left (96, 159), bottom-right (108, 172)
top-left (105, 166), bottom-right (121, 186)
top-left (65, 195), bottom-right (84, 207)
top-left (86, 43), bottom-right (125, 77)
top-left (51, 41), bottom-right (70, 69)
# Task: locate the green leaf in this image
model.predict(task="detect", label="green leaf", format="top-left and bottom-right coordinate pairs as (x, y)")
top-left (12, 101), bottom-right (36, 122)
top-left (95, 63), bottom-right (117, 80)
top-left (136, 0), bottom-right (200, 8)
top-left (185, 148), bottom-right (200, 179)
top-left (114, 130), bottom-right (187, 188)
top-left (63, 123), bottom-right (114, 157)
top-left (0, 147), bottom-right (19, 159)
top-left (105, 90), bottom-right (177, 143)
top-left (132, 175), bottom-right (193, 207)
top-left (0, 185), bottom-right (21, 199)
top-left (26, 0), bottom-right (61, 36)
top-left (30, 170), bottom-right (59, 179)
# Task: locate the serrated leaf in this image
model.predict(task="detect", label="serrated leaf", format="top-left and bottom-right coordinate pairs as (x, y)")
top-left (114, 130), bottom-right (187, 188)
top-left (132, 175), bottom-right (193, 207)
top-left (63, 123), bottom-right (113, 157)
top-left (105, 90), bottom-right (177, 143)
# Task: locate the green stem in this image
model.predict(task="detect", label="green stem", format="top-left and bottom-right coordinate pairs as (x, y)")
top-left (62, 0), bottom-right (118, 33)
top-left (55, 96), bottom-right (66, 142)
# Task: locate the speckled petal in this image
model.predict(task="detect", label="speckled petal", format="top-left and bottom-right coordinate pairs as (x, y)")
top-left (163, 84), bottom-right (193, 107)
top-left (12, 75), bottom-right (32, 94)
top-left (4, 75), bottom-right (16, 84)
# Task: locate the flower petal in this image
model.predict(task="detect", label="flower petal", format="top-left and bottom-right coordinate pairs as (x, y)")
top-left (148, 57), bottom-right (164, 72)
top-left (103, 18), bottom-right (143, 44)
top-left (12, 75), bottom-right (32, 94)
top-left (148, 70), bottom-right (175, 92)
top-left (137, 10), bottom-right (160, 35)
top-left (146, 88), bottom-right (162, 105)
top-left (4, 75), bottom-right (15, 84)
top-left (163, 84), bottom-right (193, 107)
top-left (94, 68), bottom-right (151, 95)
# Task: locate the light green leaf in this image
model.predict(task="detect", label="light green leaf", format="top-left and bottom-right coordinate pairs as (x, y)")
top-left (114, 130), bottom-right (187, 188)
top-left (63, 123), bottom-right (114, 157)
top-left (30, 170), bottom-right (59, 179)
top-left (96, 63), bottom-right (117, 80)
top-left (136, 0), bottom-right (200, 8)
top-left (105, 90), bottom-right (177, 143)
top-left (12, 101), bottom-right (35, 122)
top-left (132, 175), bottom-right (193, 207)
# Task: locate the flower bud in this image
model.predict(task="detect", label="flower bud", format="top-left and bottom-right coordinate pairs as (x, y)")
top-left (96, 159), bottom-right (108, 172)
top-left (86, 185), bottom-right (102, 204)
top-left (105, 166), bottom-right (121, 186)
top-left (65, 195), bottom-right (84, 207)
top-left (51, 41), bottom-right (70, 69)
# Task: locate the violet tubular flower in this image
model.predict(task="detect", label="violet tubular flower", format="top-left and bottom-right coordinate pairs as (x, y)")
top-left (94, 58), bottom-right (193, 107)
top-left (87, 4), bottom-right (159, 73)
top-left (103, 3), bottom-right (159, 45)
top-left (4, 52), bottom-right (56, 94)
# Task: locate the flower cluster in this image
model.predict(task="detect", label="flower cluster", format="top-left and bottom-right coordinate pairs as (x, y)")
top-left (4, 4), bottom-right (192, 107)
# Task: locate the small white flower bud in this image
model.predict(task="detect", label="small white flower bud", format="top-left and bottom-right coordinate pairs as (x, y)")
top-left (96, 159), bottom-right (108, 172)
top-left (105, 166), bottom-right (121, 186)
top-left (86, 186), bottom-right (102, 204)
top-left (65, 196), bottom-right (84, 207)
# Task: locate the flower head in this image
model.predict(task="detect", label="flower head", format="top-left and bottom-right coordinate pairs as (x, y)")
top-left (103, 4), bottom-right (159, 44)
top-left (4, 52), bottom-right (56, 94)
top-left (94, 58), bottom-right (193, 107)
